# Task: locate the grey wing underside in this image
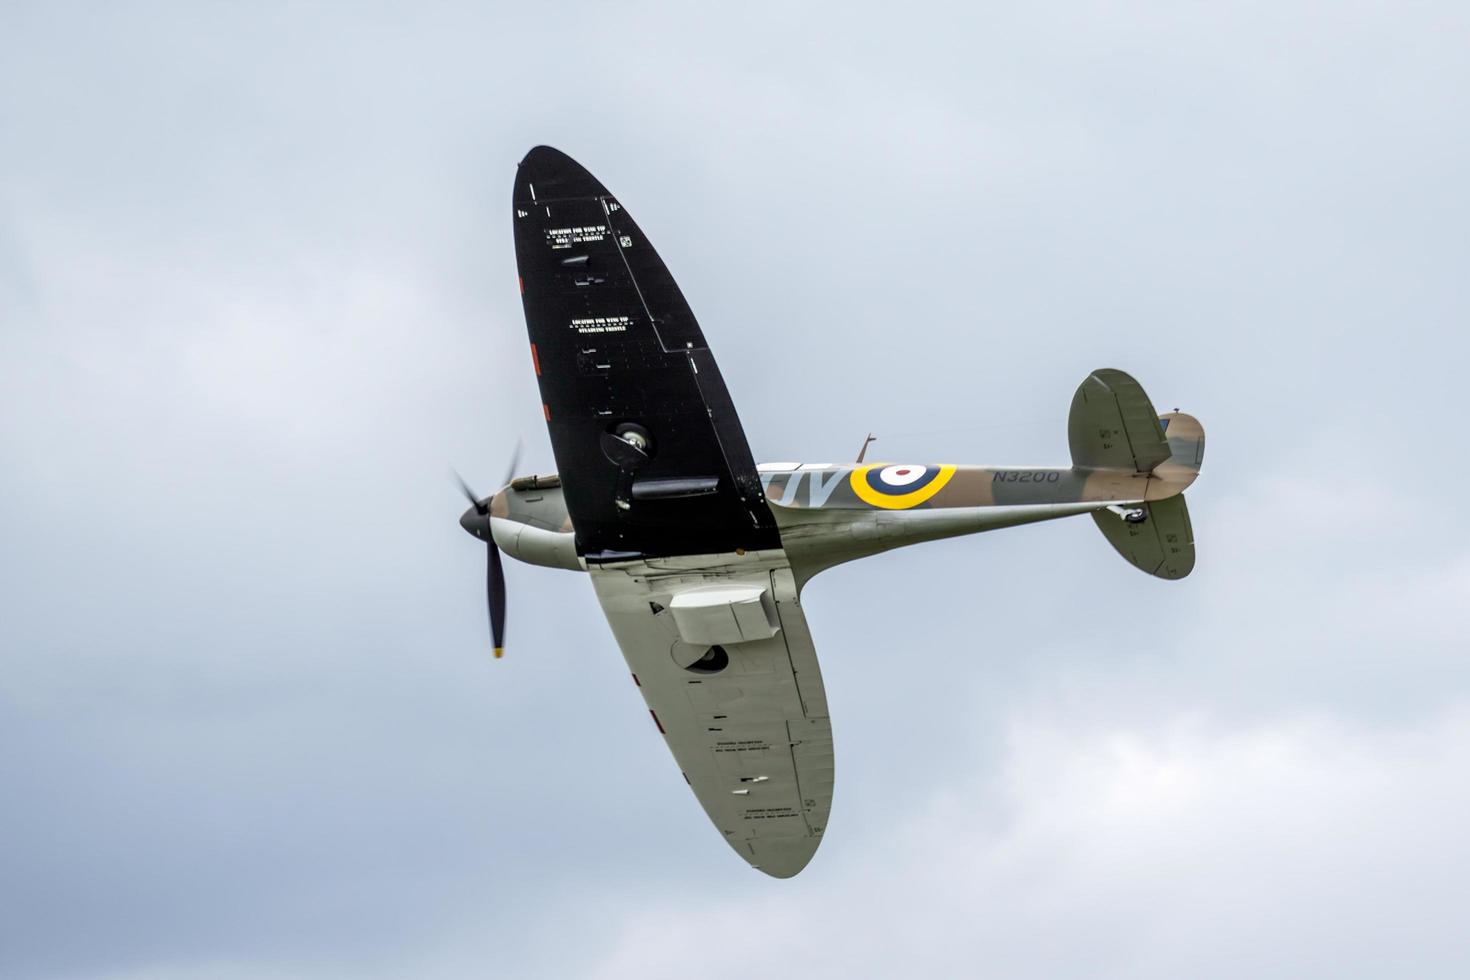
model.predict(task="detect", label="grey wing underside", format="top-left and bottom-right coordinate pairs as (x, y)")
top-left (589, 555), bottom-right (834, 878)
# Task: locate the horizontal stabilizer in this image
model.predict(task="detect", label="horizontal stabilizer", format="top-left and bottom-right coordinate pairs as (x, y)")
top-left (1070, 368), bottom-right (1170, 473)
top-left (1092, 493), bottom-right (1195, 579)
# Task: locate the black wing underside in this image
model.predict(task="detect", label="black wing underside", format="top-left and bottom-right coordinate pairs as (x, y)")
top-left (513, 146), bottom-right (779, 561)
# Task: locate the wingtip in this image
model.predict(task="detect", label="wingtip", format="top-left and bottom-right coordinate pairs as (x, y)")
top-left (514, 146), bottom-right (605, 202)
top-left (740, 836), bottom-right (820, 878)
top-left (518, 144), bottom-right (564, 167)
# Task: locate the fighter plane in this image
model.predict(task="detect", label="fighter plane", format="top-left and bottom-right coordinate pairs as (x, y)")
top-left (457, 146), bottom-right (1205, 878)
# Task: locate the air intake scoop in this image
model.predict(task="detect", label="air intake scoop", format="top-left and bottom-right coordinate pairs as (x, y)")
top-left (669, 584), bottom-right (781, 646)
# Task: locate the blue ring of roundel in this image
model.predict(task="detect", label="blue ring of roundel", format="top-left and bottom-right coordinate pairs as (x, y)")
top-left (864, 465), bottom-right (940, 496)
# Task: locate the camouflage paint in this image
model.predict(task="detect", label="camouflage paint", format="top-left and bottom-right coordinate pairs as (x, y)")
top-left (467, 379), bottom-right (1206, 587)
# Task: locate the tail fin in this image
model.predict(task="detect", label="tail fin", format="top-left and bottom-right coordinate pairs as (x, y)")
top-left (1151, 411), bottom-right (1205, 498)
top-left (1069, 369), bottom-right (1205, 580)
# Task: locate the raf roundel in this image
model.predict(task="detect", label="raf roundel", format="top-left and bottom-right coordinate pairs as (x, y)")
top-left (877, 464), bottom-right (926, 487)
top-left (849, 463), bottom-right (957, 509)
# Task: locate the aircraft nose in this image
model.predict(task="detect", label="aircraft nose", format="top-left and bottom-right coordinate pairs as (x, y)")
top-left (460, 504), bottom-right (491, 540)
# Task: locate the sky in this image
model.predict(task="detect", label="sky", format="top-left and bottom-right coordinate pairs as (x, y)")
top-left (3, 1), bottom-right (1469, 976)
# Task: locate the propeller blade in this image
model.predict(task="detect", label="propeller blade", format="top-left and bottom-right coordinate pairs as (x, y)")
top-left (453, 469), bottom-right (486, 514)
top-left (499, 439), bottom-right (523, 490)
top-left (487, 539), bottom-right (507, 658)
top-left (458, 442), bottom-right (519, 659)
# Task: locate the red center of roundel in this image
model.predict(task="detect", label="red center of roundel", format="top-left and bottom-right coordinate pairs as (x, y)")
top-left (895, 468), bottom-right (911, 476)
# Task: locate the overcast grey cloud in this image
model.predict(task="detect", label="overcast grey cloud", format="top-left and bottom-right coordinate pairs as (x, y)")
top-left (3, 1), bottom-right (1469, 977)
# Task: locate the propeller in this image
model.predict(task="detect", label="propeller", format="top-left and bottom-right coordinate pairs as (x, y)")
top-left (455, 442), bottom-right (521, 658)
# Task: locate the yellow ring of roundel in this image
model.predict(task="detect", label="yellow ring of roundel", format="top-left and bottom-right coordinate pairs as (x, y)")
top-left (849, 464), bottom-right (957, 509)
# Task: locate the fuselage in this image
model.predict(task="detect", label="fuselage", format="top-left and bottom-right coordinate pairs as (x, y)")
top-left (476, 457), bottom-right (1197, 587)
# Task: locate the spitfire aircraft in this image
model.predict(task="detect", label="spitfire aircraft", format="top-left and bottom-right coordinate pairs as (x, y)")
top-left (457, 146), bottom-right (1205, 878)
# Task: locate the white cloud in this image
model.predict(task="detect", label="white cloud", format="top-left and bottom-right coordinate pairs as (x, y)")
top-left (4, 1), bottom-right (1470, 977)
top-left (588, 704), bottom-right (1470, 980)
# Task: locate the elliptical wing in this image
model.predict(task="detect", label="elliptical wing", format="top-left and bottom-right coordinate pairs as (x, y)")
top-left (513, 146), bottom-right (778, 561)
